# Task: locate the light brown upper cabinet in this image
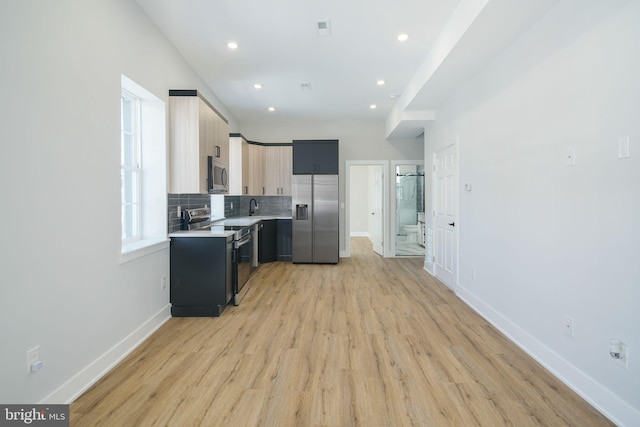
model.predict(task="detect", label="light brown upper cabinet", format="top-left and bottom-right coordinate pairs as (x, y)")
top-left (264, 145), bottom-right (292, 195)
top-left (241, 140), bottom-right (265, 195)
top-left (214, 112), bottom-right (229, 167)
top-left (168, 90), bottom-right (228, 194)
top-left (231, 138), bottom-right (292, 196)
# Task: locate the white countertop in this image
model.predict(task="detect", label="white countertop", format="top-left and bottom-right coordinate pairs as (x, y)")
top-left (168, 215), bottom-right (292, 238)
top-left (168, 227), bottom-right (235, 238)
top-left (214, 215), bottom-right (292, 226)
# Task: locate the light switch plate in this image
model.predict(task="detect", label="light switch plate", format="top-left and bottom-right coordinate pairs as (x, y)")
top-left (27, 346), bottom-right (40, 374)
top-left (618, 137), bottom-right (630, 159)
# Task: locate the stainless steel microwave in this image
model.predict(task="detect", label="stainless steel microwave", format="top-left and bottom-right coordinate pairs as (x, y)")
top-left (207, 156), bottom-right (228, 193)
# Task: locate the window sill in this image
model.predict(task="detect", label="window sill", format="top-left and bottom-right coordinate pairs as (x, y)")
top-left (120, 238), bottom-right (170, 264)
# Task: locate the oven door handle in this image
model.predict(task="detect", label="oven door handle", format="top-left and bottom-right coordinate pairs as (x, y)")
top-left (235, 234), bottom-right (252, 248)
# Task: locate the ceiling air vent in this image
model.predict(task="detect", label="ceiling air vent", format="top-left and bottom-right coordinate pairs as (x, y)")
top-left (316, 20), bottom-right (331, 37)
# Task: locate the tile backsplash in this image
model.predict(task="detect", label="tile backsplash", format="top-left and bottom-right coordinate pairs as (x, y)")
top-left (225, 195), bottom-right (292, 218)
top-left (167, 193), bottom-right (211, 232)
top-left (168, 194), bottom-right (292, 233)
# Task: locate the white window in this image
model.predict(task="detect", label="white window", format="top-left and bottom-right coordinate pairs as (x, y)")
top-left (120, 75), bottom-right (168, 262)
top-left (121, 89), bottom-right (142, 242)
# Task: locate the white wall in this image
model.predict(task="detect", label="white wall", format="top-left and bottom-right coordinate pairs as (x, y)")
top-left (424, 0), bottom-right (640, 424)
top-left (240, 120), bottom-right (423, 253)
top-left (0, 0), bottom-right (236, 404)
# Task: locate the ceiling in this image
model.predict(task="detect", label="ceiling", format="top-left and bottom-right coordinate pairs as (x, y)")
top-left (135, 0), bottom-right (560, 138)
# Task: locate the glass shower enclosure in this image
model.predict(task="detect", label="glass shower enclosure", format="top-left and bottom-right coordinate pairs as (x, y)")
top-left (394, 164), bottom-right (425, 256)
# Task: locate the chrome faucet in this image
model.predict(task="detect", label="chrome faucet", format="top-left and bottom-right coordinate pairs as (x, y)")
top-left (249, 198), bottom-right (258, 216)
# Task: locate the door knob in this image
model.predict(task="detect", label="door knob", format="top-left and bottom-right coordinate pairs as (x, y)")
top-left (448, 222), bottom-right (455, 227)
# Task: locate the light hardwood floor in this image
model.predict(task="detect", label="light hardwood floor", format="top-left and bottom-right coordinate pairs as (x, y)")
top-left (71, 238), bottom-right (612, 426)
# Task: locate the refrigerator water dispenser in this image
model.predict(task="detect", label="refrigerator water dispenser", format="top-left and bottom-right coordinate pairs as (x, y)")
top-left (296, 204), bottom-right (309, 220)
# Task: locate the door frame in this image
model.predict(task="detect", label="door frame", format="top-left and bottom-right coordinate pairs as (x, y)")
top-left (345, 160), bottom-right (389, 257)
top-left (431, 142), bottom-right (459, 291)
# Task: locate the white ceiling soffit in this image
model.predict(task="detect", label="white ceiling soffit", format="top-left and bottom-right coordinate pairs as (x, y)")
top-left (386, 0), bottom-right (560, 139)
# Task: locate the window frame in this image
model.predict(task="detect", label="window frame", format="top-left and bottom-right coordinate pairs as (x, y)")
top-left (119, 74), bottom-right (169, 263)
top-left (121, 88), bottom-right (143, 244)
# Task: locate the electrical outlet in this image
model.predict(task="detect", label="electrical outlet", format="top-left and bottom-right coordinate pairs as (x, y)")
top-left (618, 346), bottom-right (629, 370)
top-left (563, 316), bottom-right (574, 338)
top-left (161, 276), bottom-right (167, 291)
top-left (616, 345), bottom-right (629, 370)
top-left (471, 269), bottom-right (476, 280)
top-left (27, 346), bottom-right (40, 375)
top-left (611, 340), bottom-right (629, 370)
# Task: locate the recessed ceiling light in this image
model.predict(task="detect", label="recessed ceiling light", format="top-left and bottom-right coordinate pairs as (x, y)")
top-left (397, 33), bottom-right (409, 42)
top-left (377, 79), bottom-right (386, 86)
top-left (227, 41), bottom-right (239, 49)
top-left (268, 107), bottom-right (276, 112)
top-left (254, 83), bottom-right (263, 89)
top-left (369, 104), bottom-right (377, 109)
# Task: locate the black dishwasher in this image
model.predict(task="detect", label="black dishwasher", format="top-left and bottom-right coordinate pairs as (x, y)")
top-left (170, 235), bottom-right (233, 317)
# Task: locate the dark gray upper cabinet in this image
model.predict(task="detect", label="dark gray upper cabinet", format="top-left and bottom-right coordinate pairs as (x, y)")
top-left (292, 139), bottom-right (338, 174)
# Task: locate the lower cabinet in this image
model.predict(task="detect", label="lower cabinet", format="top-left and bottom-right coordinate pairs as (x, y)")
top-left (277, 219), bottom-right (292, 261)
top-left (258, 220), bottom-right (278, 263)
top-left (170, 236), bottom-right (233, 317)
top-left (258, 219), bottom-right (292, 263)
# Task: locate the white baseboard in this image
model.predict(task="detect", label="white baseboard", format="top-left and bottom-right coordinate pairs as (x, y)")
top-left (350, 232), bottom-right (369, 237)
top-left (423, 262), bottom-right (434, 276)
top-left (455, 287), bottom-right (639, 427)
top-left (43, 305), bottom-right (171, 404)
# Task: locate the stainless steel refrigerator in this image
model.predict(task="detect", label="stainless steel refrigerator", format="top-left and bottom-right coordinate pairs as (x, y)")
top-left (292, 175), bottom-right (339, 263)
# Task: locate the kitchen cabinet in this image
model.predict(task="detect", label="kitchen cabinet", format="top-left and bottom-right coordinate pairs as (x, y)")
top-left (258, 219), bottom-right (292, 263)
top-left (232, 138), bottom-right (292, 195)
top-left (169, 90), bottom-right (228, 194)
top-left (170, 235), bottom-right (233, 317)
top-left (242, 140), bottom-right (265, 195)
top-left (292, 139), bottom-right (338, 174)
top-left (231, 138), bottom-right (292, 195)
top-left (228, 135), bottom-right (244, 195)
top-left (213, 112), bottom-right (229, 166)
top-left (241, 138), bottom-right (250, 195)
top-left (277, 219), bottom-right (292, 261)
top-left (258, 220), bottom-right (278, 263)
top-left (264, 145), bottom-right (292, 195)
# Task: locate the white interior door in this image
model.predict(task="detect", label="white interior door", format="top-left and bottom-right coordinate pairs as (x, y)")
top-left (433, 145), bottom-right (457, 289)
top-left (368, 165), bottom-right (384, 256)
